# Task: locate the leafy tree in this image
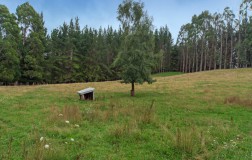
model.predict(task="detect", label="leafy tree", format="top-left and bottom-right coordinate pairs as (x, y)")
top-left (115, 0), bottom-right (155, 96)
top-left (170, 46), bottom-right (179, 71)
top-left (239, 0), bottom-right (252, 67)
top-left (153, 26), bottom-right (173, 73)
top-left (223, 7), bottom-right (235, 69)
top-left (16, 2), bottom-right (46, 84)
top-left (0, 5), bottom-right (20, 84)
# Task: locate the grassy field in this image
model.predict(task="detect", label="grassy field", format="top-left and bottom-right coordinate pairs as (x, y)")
top-left (0, 69), bottom-right (252, 159)
top-left (152, 71), bottom-right (184, 77)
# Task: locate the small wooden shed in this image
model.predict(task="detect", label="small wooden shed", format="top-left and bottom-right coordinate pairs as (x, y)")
top-left (77, 87), bottom-right (95, 100)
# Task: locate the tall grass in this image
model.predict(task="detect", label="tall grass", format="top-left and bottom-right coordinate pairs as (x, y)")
top-left (48, 106), bottom-right (82, 123)
top-left (224, 96), bottom-right (252, 108)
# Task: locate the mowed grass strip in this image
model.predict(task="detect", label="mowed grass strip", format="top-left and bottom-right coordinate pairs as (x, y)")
top-left (0, 69), bottom-right (251, 159)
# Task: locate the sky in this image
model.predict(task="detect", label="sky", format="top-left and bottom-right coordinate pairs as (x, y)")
top-left (1, 0), bottom-right (242, 39)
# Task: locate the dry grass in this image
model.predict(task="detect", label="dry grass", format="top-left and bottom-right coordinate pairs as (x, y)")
top-left (62, 106), bottom-right (82, 122)
top-left (224, 96), bottom-right (252, 108)
top-left (110, 120), bottom-right (139, 139)
top-left (83, 99), bottom-right (156, 125)
top-left (1, 69), bottom-right (251, 98)
top-left (203, 89), bottom-right (211, 93)
top-left (0, 85), bottom-right (40, 97)
top-left (22, 138), bottom-right (64, 160)
top-left (111, 124), bottom-right (127, 139)
top-left (176, 128), bottom-right (194, 153)
top-left (161, 124), bottom-right (210, 158)
top-left (174, 128), bottom-right (205, 154)
top-left (137, 100), bottom-right (155, 124)
top-left (48, 105), bottom-right (82, 123)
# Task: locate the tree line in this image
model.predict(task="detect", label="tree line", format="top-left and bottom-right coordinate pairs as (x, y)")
top-left (0, 1), bottom-right (251, 85)
top-left (177, 0), bottom-right (252, 73)
top-left (0, 2), bottom-right (175, 85)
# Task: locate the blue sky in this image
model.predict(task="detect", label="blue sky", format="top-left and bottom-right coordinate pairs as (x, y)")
top-left (2, 0), bottom-right (241, 39)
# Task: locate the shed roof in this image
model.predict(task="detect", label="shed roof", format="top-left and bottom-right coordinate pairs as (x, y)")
top-left (77, 87), bottom-right (95, 95)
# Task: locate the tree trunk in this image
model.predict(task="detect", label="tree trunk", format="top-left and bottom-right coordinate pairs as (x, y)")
top-left (185, 46), bottom-right (188, 73)
top-left (208, 44), bottom-right (211, 70)
top-left (224, 32), bottom-right (228, 69)
top-left (131, 82), bottom-right (135, 96)
top-left (214, 36), bottom-right (217, 70)
top-left (245, 19), bottom-right (248, 68)
top-left (179, 50), bottom-right (183, 72)
top-left (182, 47), bottom-right (185, 72)
top-left (196, 42), bottom-right (198, 72)
top-left (22, 27), bottom-right (27, 45)
top-left (161, 56), bottom-right (163, 73)
top-left (238, 24), bottom-right (241, 68)
top-left (188, 47), bottom-right (192, 73)
top-left (220, 30), bottom-right (223, 69)
top-left (192, 45), bottom-right (195, 72)
top-left (230, 32), bottom-right (233, 69)
top-left (200, 38), bottom-right (204, 72)
top-left (204, 45), bottom-right (207, 71)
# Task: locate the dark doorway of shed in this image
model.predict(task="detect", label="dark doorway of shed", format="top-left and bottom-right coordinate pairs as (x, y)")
top-left (80, 92), bottom-right (94, 100)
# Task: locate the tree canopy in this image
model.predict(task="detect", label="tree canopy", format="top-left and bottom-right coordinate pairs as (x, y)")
top-left (0, 5), bottom-right (20, 83)
top-left (114, 0), bottom-right (156, 96)
top-left (0, 0), bottom-right (251, 87)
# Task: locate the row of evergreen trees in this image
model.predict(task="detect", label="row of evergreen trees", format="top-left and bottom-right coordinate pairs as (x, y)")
top-left (0, 3), bottom-right (47, 84)
top-left (177, 0), bottom-right (252, 72)
top-left (1, 1), bottom-right (251, 84)
top-left (0, 2), bottom-right (175, 85)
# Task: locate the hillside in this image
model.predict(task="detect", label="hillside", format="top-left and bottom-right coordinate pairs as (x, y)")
top-left (0, 69), bottom-right (251, 159)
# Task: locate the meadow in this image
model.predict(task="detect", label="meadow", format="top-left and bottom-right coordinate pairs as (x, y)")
top-left (0, 69), bottom-right (251, 159)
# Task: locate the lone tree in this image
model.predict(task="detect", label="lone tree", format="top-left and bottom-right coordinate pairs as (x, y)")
top-left (114, 0), bottom-right (156, 96)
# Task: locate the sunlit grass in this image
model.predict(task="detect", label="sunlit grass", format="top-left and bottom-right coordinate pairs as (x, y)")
top-left (152, 71), bottom-right (183, 77)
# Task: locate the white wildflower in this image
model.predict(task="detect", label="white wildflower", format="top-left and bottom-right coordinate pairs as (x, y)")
top-left (71, 138), bottom-right (74, 142)
top-left (44, 144), bottom-right (49, 149)
top-left (75, 124), bottom-right (80, 128)
top-left (65, 142), bottom-right (68, 144)
top-left (65, 120), bottom-right (70, 124)
top-left (58, 113), bottom-right (63, 117)
top-left (40, 137), bottom-right (44, 142)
